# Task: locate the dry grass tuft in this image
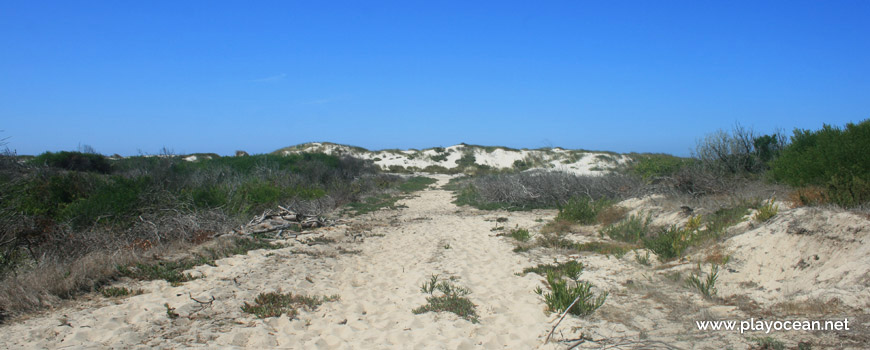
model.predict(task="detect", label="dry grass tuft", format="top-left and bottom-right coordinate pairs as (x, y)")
top-left (596, 205), bottom-right (628, 226)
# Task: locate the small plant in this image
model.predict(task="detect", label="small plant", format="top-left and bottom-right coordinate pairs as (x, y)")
top-left (686, 263), bottom-right (719, 299)
top-left (750, 336), bottom-right (785, 350)
top-left (635, 251), bottom-right (651, 266)
top-left (535, 271), bottom-right (607, 317)
top-left (753, 198), bottom-right (778, 222)
top-left (643, 224), bottom-right (696, 261)
top-left (100, 286), bottom-right (143, 298)
top-left (413, 275), bottom-right (479, 323)
top-left (443, 244), bottom-right (451, 250)
top-left (509, 228), bottom-right (530, 242)
top-left (685, 214), bottom-right (703, 231)
top-left (241, 292), bottom-right (340, 319)
top-left (165, 303), bottom-right (179, 319)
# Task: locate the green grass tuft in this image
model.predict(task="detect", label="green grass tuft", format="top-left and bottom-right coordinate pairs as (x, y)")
top-left (413, 275), bottom-right (479, 323)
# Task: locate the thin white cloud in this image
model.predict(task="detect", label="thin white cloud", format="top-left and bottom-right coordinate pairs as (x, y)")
top-left (250, 73), bottom-right (287, 82)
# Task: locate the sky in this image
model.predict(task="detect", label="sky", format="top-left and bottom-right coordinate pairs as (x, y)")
top-left (1, 1), bottom-right (868, 157)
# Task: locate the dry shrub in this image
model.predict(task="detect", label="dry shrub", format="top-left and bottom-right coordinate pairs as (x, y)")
top-left (470, 171), bottom-right (643, 208)
top-left (0, 250), bottom-right (142, 319)
top-left (703, 246), bottom-right (730, 265)
top-left (772, 298), bottom-right (846, 317)
top-left (541, 219), bottom-right (575, 235)
top-left (596, 206), bottom-right (628, 226)
top-left (787, 186), bottom-right (829, 208)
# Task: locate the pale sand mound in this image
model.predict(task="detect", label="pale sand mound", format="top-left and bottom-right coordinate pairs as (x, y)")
top-left (719, 207), bottom-right (870, 309)
top-left (0, 175), bottom-right (560, 349)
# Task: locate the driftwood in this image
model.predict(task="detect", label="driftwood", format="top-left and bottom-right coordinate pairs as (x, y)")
top-left (229, 206), bottom-right (334, 239)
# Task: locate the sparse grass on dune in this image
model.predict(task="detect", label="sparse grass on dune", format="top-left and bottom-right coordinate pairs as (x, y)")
top-left (242, 292), bottom-right (340, 319)
top-left (413, 274), bottom-right (479, 323)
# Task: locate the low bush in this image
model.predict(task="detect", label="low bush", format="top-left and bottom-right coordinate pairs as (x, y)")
top-left (753, 198), bottom-right (778, 222)
top-left (508, 228), bottom-right (530, 242)
top-left (556, 197), bottom-right (612, 225)
top-left (596, 205), bottom-right (628, 226)
top-left (787, 186), bottom-right (828, 207)
top-left (599, 213), bottom-right (653, 243)
top-left (33, 151), bottom-right (112, 174)
top-left (534, 271), bottom-right (606, 317)
top-left (450, 171), bottom-right (641, 210)
top-left (770, 119), bottom-right (870, 207)
top-left (643, 225), bottom-right (695, 261)
top-left (628, 153), bottom-right (694, 180)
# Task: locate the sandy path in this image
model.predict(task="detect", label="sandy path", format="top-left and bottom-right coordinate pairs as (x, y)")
top-left (1, 175), bottom-right (557, 349)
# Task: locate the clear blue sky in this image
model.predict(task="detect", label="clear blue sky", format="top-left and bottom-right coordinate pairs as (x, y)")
top-left (2, 1), bottom-right (868, 156)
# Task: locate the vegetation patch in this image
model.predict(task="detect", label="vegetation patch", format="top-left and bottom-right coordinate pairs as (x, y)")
top-left (99, 286), bottom-right (143, 298)
top-left (771, 119), bottom-right (870, 207)
top-left (575, 241), bottom-right (633, 257)
top-left (413, 275), bottom-right (479, 323)
top-left (521, 260), bottom-right (584, 278)
top-left (345, 194), bottom-right (404, 215)
top-left (529, 262), bottom-right (606, 317)
top-left (118, 238), bottom-right (282, 285)
top-left (686, 263), bottom-right (719, 299)
top-left (599, 213), bottom-right (653, 243)
top-left (508, 228), bottom-right (530, 242)
top-left (241, 291), bottom-right (340, 319)
top-left (398, 176), bottom-right (437, 193)
top-left (753, 198), bottom-right (778, 222)
top-left (556, 197), bottom-right (612, 225)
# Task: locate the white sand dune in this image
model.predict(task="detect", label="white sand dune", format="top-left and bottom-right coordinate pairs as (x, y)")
top-left (274, 142), bottom-right (629, 175)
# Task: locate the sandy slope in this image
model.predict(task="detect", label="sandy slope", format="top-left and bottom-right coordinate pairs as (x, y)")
top-left (3, 175), bottom-right (868, 349)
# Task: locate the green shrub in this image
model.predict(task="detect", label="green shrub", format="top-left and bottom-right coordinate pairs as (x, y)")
top-left (643, 225), bottom-right (695, 261)
top-left (34, 151), bottom-right (112, 173)
top-left (599, 213), bottom-right (653, 243)
top-left (535, 271), bottom-right (606, 317)
top-left (753, 198), bottom-right (778, 222)
top-left (509, 228), bottom-right (530, 242)
top-left (771, 120), bottom-right (870, 207)
top-left (61, 176), bottom-right (149, 227)
top-left (557, 197), bottom-right (611, 225)
top-left (189, 185), bottom-right (229, 208)
top-left (629, 153), bottom-right (694, 180)
top-left (398, 176), bottom-right (437, 192)
top-left (704, 204), bottom-right (750, 236)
